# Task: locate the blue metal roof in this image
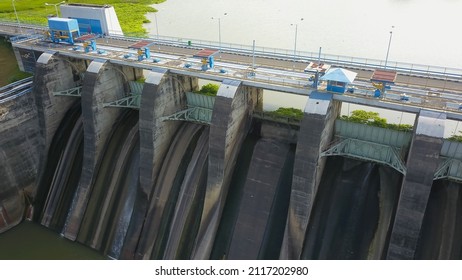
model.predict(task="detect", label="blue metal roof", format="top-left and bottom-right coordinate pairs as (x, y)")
top-left (320, 68), bottom-right (357, 83)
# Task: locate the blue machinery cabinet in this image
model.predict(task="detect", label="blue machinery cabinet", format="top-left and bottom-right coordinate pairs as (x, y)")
top-left (48, 18), bottom-right (81, 44)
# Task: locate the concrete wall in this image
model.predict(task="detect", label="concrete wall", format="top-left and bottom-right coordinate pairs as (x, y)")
top-left (387, 110), bottom-right (446, 259)
top-left (122, 68), bottom-right (198, 259)
top-left (192, 79), bottom-right (262, 259)
top-left (227, 139), bottom-right (290, 259)
top-left (0, 52), bottom-right (85, 233)
top-left (260, 122), bottom-right (298, 144)
top-left (280, 91), bottom-right (341, 259)
top-left (33, 53), bottom-right (86, 173)
top-left (63, 60), bottom-right (142, 240)
top-left (0, 91), bottom-right (40, 233)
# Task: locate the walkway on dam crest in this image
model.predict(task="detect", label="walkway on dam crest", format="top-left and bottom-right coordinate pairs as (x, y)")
top-left (2, 22), bottom-right (462, 120)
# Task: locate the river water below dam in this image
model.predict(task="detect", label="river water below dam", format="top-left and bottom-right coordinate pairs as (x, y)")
top-left (0, 38), bottom-right (22, 87)
top-left (0, 221), bottom-right (104, 260)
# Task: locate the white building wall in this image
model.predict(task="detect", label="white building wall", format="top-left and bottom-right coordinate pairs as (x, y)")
top-left (104, 7), bottom-right (123, 35)
top-left (60, 4), bottom-right (123, 36)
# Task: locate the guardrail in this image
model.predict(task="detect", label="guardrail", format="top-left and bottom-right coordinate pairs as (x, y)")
top-left (108, 32), bottom-right (462, 83)
top-left (0, 76), bottom-right (33, 92)
top-left (0, 88), bottom-right (32, 104)
top-left (2, 20), bottom-right (460, 83)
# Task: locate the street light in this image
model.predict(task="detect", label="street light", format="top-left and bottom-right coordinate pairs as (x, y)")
top-left (211, 13), bottom-right (227, 56)
top-left (154, 12), bottom-right (159, 40)
top-left (290, 18), bottom-right (304, 68)
top-left (384, 26), bottom-right (395, 68)
top-left (154, 12), bottom-right (160, 50)
top-left (12, 0), bottom-right (19, 25)
top-left (45, 1), bottom-right (65, 17)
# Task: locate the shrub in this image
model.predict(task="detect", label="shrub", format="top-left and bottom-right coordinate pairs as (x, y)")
top-left (340, 110), bottom-right (413, 132)
top-left (197, 83), bottom-right (219, 96)
top-left (448, 134), bottom-right (462, 143)
top-left (269, 107), bottom-right (303, 120)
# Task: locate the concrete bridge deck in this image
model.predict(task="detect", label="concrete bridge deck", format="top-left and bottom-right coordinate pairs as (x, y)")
top-left (2, 22), bottom-right (462, 120)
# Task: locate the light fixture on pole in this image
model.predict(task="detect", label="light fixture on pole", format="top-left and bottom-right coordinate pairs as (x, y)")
top-left (211, 13), bottom-right (227, 57)
top-left (384, 25), bottom-right (395, 68)
top-left (154, 12), bottom-right (160, 50)
top-left (12, 0), bottom-right (19, 26)
top-left (154, 12), bottom-right (159, 40)
top-left (45, 1), bottom-right (65, 17)
top-left (290, 18), bottom-right (304, 68)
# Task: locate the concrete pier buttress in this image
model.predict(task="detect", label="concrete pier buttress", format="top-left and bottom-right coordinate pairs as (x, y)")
top-left (123, 68), bottom-right (198, 259)
top-left (387, 110), bottom-right (446, 260)
top-left (63, 60), bottom-right (142, 240)
top-left (192, 79), bottom-right (262, 260)
top-left (280, 91), bottom-right (340, 259)
top-left (33, 53), bottom-right (86, 179)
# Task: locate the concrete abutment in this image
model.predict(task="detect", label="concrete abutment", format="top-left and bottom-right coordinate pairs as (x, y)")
top-left (387, 110), bottom-right (446, 259)
top-left (0, 91), bottom-right (40, 233)
top-left (280, 91), bottom-right (341, 259)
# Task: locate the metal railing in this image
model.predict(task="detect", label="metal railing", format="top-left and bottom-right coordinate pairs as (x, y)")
top-left (2, 21), bottom-right (461, 82)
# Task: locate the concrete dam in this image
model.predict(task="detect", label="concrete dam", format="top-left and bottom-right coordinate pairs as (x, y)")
top-left (2, 30), bottom-right (462, 260)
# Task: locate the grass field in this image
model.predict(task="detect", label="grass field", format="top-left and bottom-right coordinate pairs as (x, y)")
top-left (0, 37), bottom-right (31, 86)
top-left (0, 0), bottom-right (165, 35)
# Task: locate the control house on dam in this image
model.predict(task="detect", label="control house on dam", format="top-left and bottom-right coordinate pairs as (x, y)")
top-left (1, 7), bottom-right (462, 260)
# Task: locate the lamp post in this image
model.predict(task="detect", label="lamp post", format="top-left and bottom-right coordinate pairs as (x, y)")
top-left (384, 26), bottom-right (395, 68)
top-left (45, 1), bottom-right (65, 17)
top-left (12, 0), bottom-right (19, 25)
top-left (153, 12), bottom-right (160, 50)
top-left (154, 12), bottom-right (159, 40)
top-left (211, 13), bottom-right (227, 57)
top-left (290, 18), bottom-right (304, 68)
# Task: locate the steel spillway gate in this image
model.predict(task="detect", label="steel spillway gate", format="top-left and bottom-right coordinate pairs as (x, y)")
top-left (434, 140), bottom-right (462, 183)
top-left (320, 120), bottom-right (412, 175)
top-left (161, 92), bottom-right (215, 124)
top-left (103, 81), bottom-right (144, 109)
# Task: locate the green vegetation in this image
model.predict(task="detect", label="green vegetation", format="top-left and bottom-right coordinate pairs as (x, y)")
top-left (196, 83), bottom-right (219, 96)
top-left (268, 107), bottom-right (303, 121)
top-left (340, 110), bottom-right (413, 132)
top-left (135, 76), bottom-right (146, 83)
top-left (448, 134), bottom-right (462, 143)
top-left (448, 135), bottom-right (462, 142)
top-left (0, 37), bottom-right (31, 86)
top-left (0, 0), bottom-right (165, 35)
top-left (8, 70), bottom-right (32, 84)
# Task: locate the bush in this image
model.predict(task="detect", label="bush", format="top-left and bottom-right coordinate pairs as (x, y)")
top-left (135, 77), bottom-right (146, 83)
top-left (197, 83), bottom-right (219, 96)
top-left (269, 107), bottom-right (303, 120)
top-left (340, 110), bottom-right (413, 132)
top-left (448, 134), bottom-right (462, 142)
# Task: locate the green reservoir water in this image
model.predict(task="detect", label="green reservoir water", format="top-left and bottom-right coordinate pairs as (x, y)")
top-left (0, 38), bottom-right (30, 87)
top-left (0, 221), bottom-right (105, 260)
